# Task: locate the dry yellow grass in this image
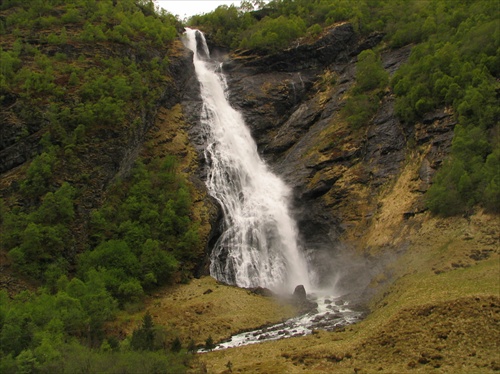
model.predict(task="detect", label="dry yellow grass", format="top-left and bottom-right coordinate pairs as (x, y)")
top-left (147, 277), bottom-right (299, 347)
top-left (113, 276), bottom-right (299, 348)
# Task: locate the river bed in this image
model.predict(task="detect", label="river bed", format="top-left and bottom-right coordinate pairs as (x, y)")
top-left (201, 294), bottom-right (365, 351)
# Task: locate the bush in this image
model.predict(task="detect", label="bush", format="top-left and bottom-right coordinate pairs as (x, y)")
top-left (239, 15), bottom-right (306, 52)
top-left (354, 49), bottom-right (388, 93)
top-left (340, 49), bottom-right (387, 129)
top-left (20, 151), bottom-right (58, 199)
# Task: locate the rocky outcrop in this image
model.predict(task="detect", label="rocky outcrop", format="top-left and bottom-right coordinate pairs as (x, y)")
top-left (0, 102), bottom-right (45, 175)
top-left (221, 23), bottom-right (360, 152)
top-left (293, 284), bottom-right (307, 300)
top-left (216, 23), bottom-right (456, 295)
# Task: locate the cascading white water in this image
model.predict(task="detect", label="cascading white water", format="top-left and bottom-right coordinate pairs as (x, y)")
top-left (184, 28), bottom-right (311, 292)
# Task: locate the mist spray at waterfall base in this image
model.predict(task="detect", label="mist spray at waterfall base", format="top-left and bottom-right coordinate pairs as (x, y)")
top-left (184, 28), bottom-right (364, 349)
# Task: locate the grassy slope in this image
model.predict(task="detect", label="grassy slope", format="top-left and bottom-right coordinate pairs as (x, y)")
top-left (110, 276), bottom-right (298, 348)
top-left (191, 152), bottom-right (499, 373)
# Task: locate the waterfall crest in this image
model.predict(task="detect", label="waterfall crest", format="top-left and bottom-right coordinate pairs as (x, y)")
top-left (184, 28), bottom-right (311, 292)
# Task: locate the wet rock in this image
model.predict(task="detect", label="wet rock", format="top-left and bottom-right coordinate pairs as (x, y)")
top-left (365, 98), bottom-right (407, 187)
top-left (312, 315), bottom-right (324, 323)
top-left (419, 157), bottom-right (435, 185)
top-left (293, 285), bottom-right (307, 301)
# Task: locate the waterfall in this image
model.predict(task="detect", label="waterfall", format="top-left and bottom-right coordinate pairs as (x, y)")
top-left (184, 29), bottom-right (311, 293)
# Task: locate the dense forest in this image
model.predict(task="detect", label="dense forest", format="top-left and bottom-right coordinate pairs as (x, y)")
top-left (0, 0), bottom-right (198, 372)
top-left (0, 0), bottom-right (498, 372)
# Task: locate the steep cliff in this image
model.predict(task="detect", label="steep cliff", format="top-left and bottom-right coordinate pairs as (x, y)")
top-left (199, 23), bottom-right (440, 295)
top-left (0, 2), bottom-right (216, 294)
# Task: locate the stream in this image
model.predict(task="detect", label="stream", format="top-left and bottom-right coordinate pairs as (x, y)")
top-left (209, 294), bottom-right (364, 351)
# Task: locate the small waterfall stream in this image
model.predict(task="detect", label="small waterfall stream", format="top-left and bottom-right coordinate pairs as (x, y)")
top-left (183, 29), bottom-right (363, 349)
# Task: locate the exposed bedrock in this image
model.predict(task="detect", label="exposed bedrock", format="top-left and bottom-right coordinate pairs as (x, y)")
top-left (207, 23), bottom-right (457, 295)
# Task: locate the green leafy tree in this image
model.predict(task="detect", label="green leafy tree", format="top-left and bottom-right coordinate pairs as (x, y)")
top-left (187, 339), bottom-right (197, 353)
top-left (341, 49), bottom-right (387, 129)
top-left (354, 49), bottom-right (388, 93)
top-left (171, 336), bottom-right (182, 353)
top-left (140, 239), bottom-right (178, 288)
top-left (20, 151), bottom-right (58, 198)
top-left (32, 182), bottom-right (75, 225)
top-left (204, 335), bottom-right (215, 351)
top-left (240, 15), bottom-right (306, 52)
top-left (16, 349), bottom-right (38, 374)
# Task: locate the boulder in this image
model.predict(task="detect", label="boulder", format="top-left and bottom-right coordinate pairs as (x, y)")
top-left (293, 285), bottom-right (307, 301)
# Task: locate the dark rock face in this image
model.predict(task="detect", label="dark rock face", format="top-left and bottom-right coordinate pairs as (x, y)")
top-left (365, 97), bottom-right (407, 187)
top-left (216, 23), bottom-right (455, 287)
top-left (0, 106), bottom-right (44, 174)
top-left (222, 23), bottom-right (360, 153)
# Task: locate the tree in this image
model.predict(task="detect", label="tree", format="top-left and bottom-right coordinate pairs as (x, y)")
top-left (78, 240), bottom-right (140, 280)
top-left (130, 312), bottom-right (155, 351)
top-left (16, 349), bottom-right (38, 374)
top-left (204, 335), bottom-right (215, 351)
top-left (239, 15), bottom-right (306, 52)
top-left (354, 49), bottom-right (388, 93)
top-left (32, 183), bottom-right (75, 225)
top-left (187, 339), bottom-right (197, 353)
top-left (171, 336), bottom-right (182, 353)
top-left (78, 270), bottom-right (118, 337)
top-left (20, 151), bottom-right (57, 198)
top-left (140, 239), bottom-right (178, 288)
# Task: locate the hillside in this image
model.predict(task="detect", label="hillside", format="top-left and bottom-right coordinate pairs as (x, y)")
top-left (0, 1), bottom-right (216, 371)
top-left (1, 0), bottom-right (499, 373)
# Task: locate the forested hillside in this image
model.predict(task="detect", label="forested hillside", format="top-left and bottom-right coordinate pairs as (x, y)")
top-left (0, 0), bottom-right (202, 372)
top-left (0, 0), bottom-right (498, 373)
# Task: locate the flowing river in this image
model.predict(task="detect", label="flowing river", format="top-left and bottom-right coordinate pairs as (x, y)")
top-left (183, 28), bottom-right (363, 349)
